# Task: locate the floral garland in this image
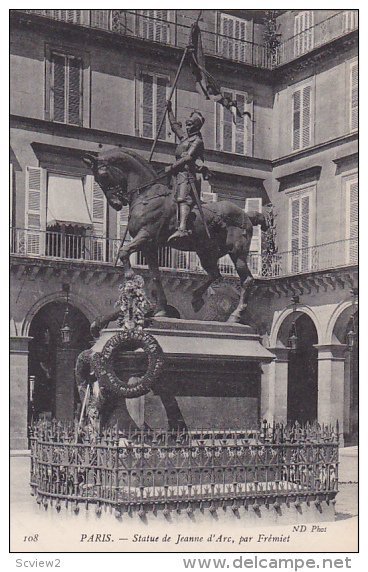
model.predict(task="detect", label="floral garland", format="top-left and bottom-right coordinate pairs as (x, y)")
top-left (116, 274), bottom-right (150, 330)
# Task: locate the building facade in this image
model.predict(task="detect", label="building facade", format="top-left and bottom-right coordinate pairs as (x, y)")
top-left (10, 9), bottom-right (358, 449)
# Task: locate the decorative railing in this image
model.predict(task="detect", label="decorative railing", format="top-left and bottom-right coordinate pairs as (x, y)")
top-left (276, 10), bottom-right (358, 66)
top-left (15, 10), bottom-right (357, 70)
top-left (11, 228), bottom-right (358, 279)
top-left (29, 421), bottom-right (339, 517)
top-left (16, 9), bottom-right (272, 69)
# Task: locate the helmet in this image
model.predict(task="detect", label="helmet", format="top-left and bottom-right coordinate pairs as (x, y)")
top-left (186, 110), bottom-right (205, 134)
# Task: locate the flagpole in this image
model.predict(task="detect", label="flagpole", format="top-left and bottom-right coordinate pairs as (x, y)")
top-left (148, 10), bottom-right (202, 163)
top-left (148, 46), bottom-right (189, 163)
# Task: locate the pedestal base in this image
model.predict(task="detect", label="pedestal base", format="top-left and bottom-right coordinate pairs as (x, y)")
top-left (91, 318), bottom-right (275, 430)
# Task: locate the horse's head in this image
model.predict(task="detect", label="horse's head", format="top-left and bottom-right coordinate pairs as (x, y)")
top-left (83, 148), bottom-right (157, 211)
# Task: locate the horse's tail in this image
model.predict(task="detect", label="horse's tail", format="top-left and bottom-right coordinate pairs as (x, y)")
top-left (247, 210), bottom-right (268, 231)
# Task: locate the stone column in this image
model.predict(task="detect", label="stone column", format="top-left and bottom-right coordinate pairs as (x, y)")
top-left (55, 347), bottom-right (78, 421)
top-left (314, 344), bottom-right (346, 441)
top-left (261, 347), bottom-right (288, 424)
top-left (10, 336), bottom-right (32, 450)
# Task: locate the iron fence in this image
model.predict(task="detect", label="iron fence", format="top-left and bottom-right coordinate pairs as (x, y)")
top-left (29, 421), bottom-right (338, 516)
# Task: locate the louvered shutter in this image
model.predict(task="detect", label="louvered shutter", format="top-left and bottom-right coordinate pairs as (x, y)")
top-left (294, 13), bottom-right (301, 56)
top-left (290, 197), bottom-right (300, 272)
top-left (222, 90), bottom-right (233, 152)
top-left (10, 163), bottom-right (13, 228)
top-left (68, 57), bottom-right (82, 126)
top-left (292, 90), bottom-right (301, 150)
top-left (350, 62), bottom-right (358, 131)
top-left (245, 198), bottom-right (262, 275)
top-left (52, 54), bottom-right (66, 123)
top-left (235, 93), bottom-right (245, 155)
top-left (141, 73), bottom-right (153, 138)
top-left (86, 176), bottom-right (107, 261)
top-left (25, 166), bottom-right (45, 255)
top-left (348, 178), bottom-right (358, 263)
top-left (245, 96), bottom-right (254, 157)
top-left (300, 195), bottom-right (310, 270)
top-left (156, 76), bottom-right (168, 141)
top-left (302, 85), bottom-right (311, 148)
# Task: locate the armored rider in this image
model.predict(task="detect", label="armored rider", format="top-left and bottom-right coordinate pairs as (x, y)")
top-left (165, 100), bottom-right (205, 244)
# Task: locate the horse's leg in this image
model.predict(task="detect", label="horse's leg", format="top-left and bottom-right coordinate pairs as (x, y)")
top-left (118, 229), bottom-right (150, 279)
top-left (191, 250), bottom-right (222, 312)
top-left (144, 247), bottom-right (169, 317)
top-left (227, 252), bottom-right (254, 324)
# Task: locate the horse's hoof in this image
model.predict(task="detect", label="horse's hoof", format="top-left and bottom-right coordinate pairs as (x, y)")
top-left (192, 296), bottom-right (205, 312)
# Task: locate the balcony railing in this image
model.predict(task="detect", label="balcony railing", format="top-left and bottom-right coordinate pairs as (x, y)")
top-left (276, 10), bottom-right (358, 66)
top-left (15, 9), bottom-right (357, 70)
top-left (11, 228), bottom-right (357, 279)
top-left (17, 9), bottom-right (272, 69)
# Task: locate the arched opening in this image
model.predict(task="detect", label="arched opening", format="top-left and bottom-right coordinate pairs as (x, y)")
top-left (287, 314), bottom-right (318, 424)
top-left (331, 305), bottom-right (358, 445)
top-left (28, 301), bottom-right (91, 423)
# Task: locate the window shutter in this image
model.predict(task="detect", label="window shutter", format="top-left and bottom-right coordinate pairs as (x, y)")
top-left (300, 195), bottom-right (310, 270)
top-left (302, 85), bottom-right (311, 148)
top-left (10, 163), bottom-right (13, 228)
top-left (245, 197), bottom-right (262, 275)
top-left (222, 90), bottom-right (233, 152)
top-left (348, 178), bottom-right (358, 263)
top-left (350, 62), bottom-right (358, 131)
top-left (25, 166), bottom-right (45, 255)
top-left (141, 73), bottom-right (154, 138)
top-left (290, 197), bottom-right (300, 272)
top-left (68, 57), bottom-right (82, 126)
top-left (86, 175), bottom-right (107, 261)
top-left (156, 76), bottom-right (169, 141)
top-left (245, 96), bottom-right (254, 157)
top-left (292, 90), bottom-right (301, 150)
top-left (235, 93), bottom-right (245, 155)
top-left (52, 54), bottom-right (66, 123)
top-left (294, 13), bottom-right (301, 56)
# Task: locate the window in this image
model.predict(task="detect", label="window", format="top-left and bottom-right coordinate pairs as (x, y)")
top-left (49, 52), bottom-right (83, 126)
top-left (216, 90), bottom-right (253, 155)
top-left (23, 167), bottom-right (108, 261)
top-left (345, 175), bottom-right (358, 264)
top-left (288, 187), bottom-right (315, 273)
top-left (292, 82), bottom-right (313, 151)
top-left (218, 13), bottom-right (249, 63)
top-left (138, 72), bottom-right (170, 140)
top-left (294, 11), bottom-right (314, 57)
top-left (349, 61), bottom-right (358, 132)
top-left (343, 10), bottom-right (358, 32)
top-left (137, 10), bottom-right (173, 45)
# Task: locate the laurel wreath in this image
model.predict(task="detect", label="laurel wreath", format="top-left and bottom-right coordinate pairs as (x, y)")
top-left (91, 329), bottom-right (165, 399)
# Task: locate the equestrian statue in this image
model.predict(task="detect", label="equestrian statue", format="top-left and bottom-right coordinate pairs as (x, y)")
top-left (83, 103), bottom-right (267, 331)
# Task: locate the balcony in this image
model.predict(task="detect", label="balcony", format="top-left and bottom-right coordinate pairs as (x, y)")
top-left (16, 9), bottom-right (272, 69)
top-left (15, 9), bottom-right (357, 70)
top-left (276, 10), bottom-right (358, 66)
top-left (10, 228), bottom-right (357, 280)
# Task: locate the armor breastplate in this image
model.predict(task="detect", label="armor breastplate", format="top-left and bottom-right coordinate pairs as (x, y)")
top-left (175, 134), bottom-right (204, 162)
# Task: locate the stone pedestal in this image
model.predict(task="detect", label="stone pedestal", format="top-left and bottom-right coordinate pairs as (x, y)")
top-left (55, 347), bottom-right (79, 421)
top-left (10, 336), bottom-right (32, 450)
top-left (315, 344), bottom-right (346, 439)
top-left (92, 318), bottom-right (275, 430)
top-left (261, 347), bottom-right (289, 424)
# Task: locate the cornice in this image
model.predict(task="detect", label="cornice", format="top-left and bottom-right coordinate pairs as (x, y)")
top-left (11, 115), bottom-right (272, 175)
top-left (272, 132), bottom-right (358, 168)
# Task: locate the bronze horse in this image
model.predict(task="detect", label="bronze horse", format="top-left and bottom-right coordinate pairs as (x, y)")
top-left (83, 148), bottom-right (267, 324)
